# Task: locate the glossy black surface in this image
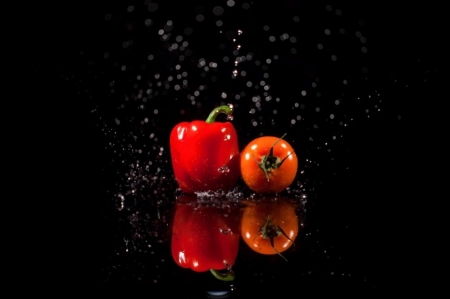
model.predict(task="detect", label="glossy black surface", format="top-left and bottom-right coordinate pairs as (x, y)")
top-left (27, 1), bottom-right (444, 296)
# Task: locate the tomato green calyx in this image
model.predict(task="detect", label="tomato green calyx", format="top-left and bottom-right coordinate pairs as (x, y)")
top-left (254, 133), bottom-right (293, 181)
top-left (255, 215), bottom-right (294, 261)
top-left (210, 269), bottom-right (235, 281)
top-left (205, 104), bottom-right (234, 124)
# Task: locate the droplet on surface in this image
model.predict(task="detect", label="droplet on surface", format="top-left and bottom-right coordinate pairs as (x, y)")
top-left (218, 166), bottom-right (230, 173)
top-left (219, 227), bottom-right (231, 234)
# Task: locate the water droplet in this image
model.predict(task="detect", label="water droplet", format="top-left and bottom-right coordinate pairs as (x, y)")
top-left (226, 115), bottom-right (233, 121)
top-left (219, 227), bottom-right (231, 234)
top-left (218, 166), bottom-right (230, 173)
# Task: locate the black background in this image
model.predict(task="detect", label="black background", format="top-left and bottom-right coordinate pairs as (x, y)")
top-left (24, 0), bottom-right (445, 296)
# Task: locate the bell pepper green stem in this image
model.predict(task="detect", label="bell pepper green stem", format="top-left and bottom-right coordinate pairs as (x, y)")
top-left (210, 269), bottom-right (235, 281)
top-left (205, 104), bottom-right (234, 123)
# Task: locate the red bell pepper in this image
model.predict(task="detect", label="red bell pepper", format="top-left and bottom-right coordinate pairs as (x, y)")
top-left (169, 104), bottom-right (240, 193)
top-left (171, 195), bottom-right (241, 281)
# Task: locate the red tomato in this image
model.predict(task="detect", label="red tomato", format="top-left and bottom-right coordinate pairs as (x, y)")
top-left (240, 135), bottom-right (298, 194)
top-left (240, 198), bottom-right (299, 260)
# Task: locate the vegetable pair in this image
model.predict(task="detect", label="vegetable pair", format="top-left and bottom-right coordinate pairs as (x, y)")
top-left (171, 195), bottom-right (240, 281)
top-left (169, 105), bottom-right (298, 194)
top-left (171, 195), bottom-right (300, 280)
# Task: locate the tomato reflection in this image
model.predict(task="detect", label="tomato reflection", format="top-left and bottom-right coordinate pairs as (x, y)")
top-left (240, 196), bottom-right (300, 260)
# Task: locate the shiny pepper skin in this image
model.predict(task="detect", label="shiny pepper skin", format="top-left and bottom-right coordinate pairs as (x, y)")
top-left (171, 195), bottom-right (240, 281)
top-left (170, 105), bottom-right (240, 193)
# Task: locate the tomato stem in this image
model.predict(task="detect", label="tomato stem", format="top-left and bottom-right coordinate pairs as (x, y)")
top-left (258, 215), bottom-right (294, 261)
top-left (210, 269), bottom-right (235, 281)
top-left (205, 104), bottom-right (234, 123)
top-left (268, 133), bottom-right (286, 157)
top-left (257, 133), bottom-right (292, 181)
